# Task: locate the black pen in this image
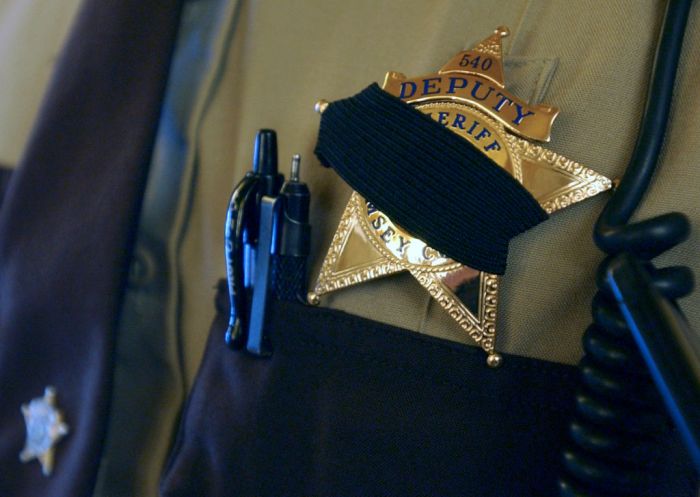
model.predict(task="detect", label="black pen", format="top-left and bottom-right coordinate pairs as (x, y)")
top-left (247, 154), bottom-right (312, 356)
top-left (224, 129), bottom-right (282, 349)
top-left (275, 154), bottom-right (311, 303)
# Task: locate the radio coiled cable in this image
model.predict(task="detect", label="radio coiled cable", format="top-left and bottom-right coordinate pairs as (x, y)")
top-left (558, 0), bottom-right (694, 495)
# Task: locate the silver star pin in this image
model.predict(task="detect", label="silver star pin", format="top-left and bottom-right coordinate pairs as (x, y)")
top-left (19, 386), bottom-right (69, 476)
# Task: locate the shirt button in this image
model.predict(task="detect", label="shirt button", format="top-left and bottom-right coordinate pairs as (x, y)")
top-left (127, 243), bottom-right (159, 289)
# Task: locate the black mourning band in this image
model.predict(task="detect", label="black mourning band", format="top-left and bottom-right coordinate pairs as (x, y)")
top-left (314, 83), bottom-right (547, 275)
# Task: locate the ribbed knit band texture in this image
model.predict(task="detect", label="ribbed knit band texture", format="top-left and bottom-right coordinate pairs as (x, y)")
top-left (314, 83), bottom-right (548, 275)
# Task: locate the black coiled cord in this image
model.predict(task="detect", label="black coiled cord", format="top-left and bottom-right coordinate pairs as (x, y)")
top-left (558, 0), bottom-right (694, 495)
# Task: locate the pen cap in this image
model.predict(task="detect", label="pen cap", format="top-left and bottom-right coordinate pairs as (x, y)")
top-left (252, 129), bottom-right (277, 175)
top-left (253, 129), bottom-right (284, 196)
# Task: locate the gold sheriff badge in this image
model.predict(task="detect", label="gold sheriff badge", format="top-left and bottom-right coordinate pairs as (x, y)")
top-left (308, 27), bottom-right (612, 366)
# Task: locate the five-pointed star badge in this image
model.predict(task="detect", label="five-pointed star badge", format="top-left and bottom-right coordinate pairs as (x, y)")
top-left (309, 27), bottom-right (612, 366)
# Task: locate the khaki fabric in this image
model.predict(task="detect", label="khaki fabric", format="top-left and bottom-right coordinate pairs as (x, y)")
top-left (180, 0), bottom-right (700, 380)
top-left (0, 0), bottom-right (82, 167)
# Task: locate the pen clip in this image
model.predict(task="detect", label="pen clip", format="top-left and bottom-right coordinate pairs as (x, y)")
top-left (224, 173), bottom-right (259, 349)
top-left (246, 195), bottom-right (282, 357)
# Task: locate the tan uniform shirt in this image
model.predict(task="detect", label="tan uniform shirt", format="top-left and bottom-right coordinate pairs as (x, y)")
top-left (1, 1), bottom-right (698, 496)
top-left (181, 0), bottom-right (700, 370)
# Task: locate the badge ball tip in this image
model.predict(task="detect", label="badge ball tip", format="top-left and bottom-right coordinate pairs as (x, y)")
top-left (314, 99), bottom-right (329, 114)
top-left (495, 26), bottom-right (510, 38)
top-left (487, 353), bottom-right (503, 368)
